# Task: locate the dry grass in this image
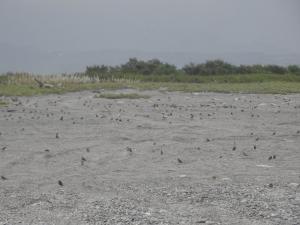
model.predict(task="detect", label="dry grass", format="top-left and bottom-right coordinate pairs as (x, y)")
top-left (1, 73), bottom-right (300, 96)
top-left (0, 100), bottom-right (7, 107)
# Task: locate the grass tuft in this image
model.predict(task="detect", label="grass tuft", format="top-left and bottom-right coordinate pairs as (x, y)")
top-left (95, 93), bottom-right (150, 99)
top-left (0, 100), bottom-right (7, 107)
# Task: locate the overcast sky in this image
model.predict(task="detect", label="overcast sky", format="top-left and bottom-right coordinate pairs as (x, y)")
top-left (1, 0), bottom-right (300, 54)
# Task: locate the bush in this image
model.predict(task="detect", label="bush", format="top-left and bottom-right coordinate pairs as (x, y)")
top-left (120, 58), bottom-right (177, 75)
top-left (183, 60), bottom-right (237, 75)
top-left (288, 65), bottom-right (300, 75)
top-left (264, 65), bottom-right (287, 74)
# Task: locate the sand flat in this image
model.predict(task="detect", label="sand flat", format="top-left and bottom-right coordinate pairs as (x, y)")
top-left (0, 90), bottom-right (299, 224)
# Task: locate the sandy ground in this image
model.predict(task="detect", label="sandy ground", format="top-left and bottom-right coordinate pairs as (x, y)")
top-left (0, 89), bottom-right (300, 225)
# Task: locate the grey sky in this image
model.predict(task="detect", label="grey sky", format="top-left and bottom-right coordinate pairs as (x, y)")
top-left (1, 0), bottom-right (299, 53)
top-left (0, 0), bottom-right (299, 73)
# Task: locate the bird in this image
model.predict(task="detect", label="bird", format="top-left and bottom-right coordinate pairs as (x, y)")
top-left (60, 116), bottom-right (63, 121)
top-left (177, 158), bottom-right (183, 163)
top-left (55, 133), bottom-right (59, 139)
top-left (1, 146), bottom-right (7, 151)
top-left (253, 145), bottom-right (257, 150)
top-left (268, 156), bottom-right (273, 160)
top-left (160, 149), bottom-right (163, 155)
top-left (272, 155), bottom-right (276, 159)
top-left (126, 147), bottom-right (133, 153)
top-left (58, 180), bottom-right (64, 186)
top-left (44, 149), bottom-right (50, 152)
top-left (81, 156), bottom-right (87, 166)
top-left (232, 140), bottom-right (237, 151)
top-left (1, 176), bottom-right (7, 180)
top-left (86, 148), bottom-right (90, 153)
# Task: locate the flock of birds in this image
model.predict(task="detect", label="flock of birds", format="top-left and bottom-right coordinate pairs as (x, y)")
top-left (0, 93), bottom-right (299, 188)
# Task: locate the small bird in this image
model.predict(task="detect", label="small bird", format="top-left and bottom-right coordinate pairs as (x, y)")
top-left (253, 145), bottom-right (257, 150)
top-left (255, 137), bottom-right (259, 141)
top-left (126, 147), bottom-right (133, 153)
top-left (1, 176), bottom-right (7, 180)
top-left (177, 158), bottom-right (183, 163)
top-left (60, 116), bottom-right (63, 121)
top-left (272, 132), bottom-right (276, 136)
top-left (272, 155), bottom-right (276, 159)
top-left (206, 138), bottom-right (210, 142)
top-left (58, 180), bottom-right (64, 186)
top-left (268, 156), bottom-right (273, 160)
top-left (160, 149), bottom-right (163, 155)
top-left (44, 149), bottom-right (50, 152)
top-left (81, 156), bottom-right (87, 166)
top-left (55, 133), bottom-right (59, 139)
top-left (232, 139), bottom-right (237, 151)
top-left (86, 148), bottom-right (90, 153)
top-left (1, 146), bottom-right (7, 151)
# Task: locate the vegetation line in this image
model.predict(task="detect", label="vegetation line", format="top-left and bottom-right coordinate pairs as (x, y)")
top-left (84, 58), bottom-right (300, 76)
top-left (1, 58), bottom-right (300, 96)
